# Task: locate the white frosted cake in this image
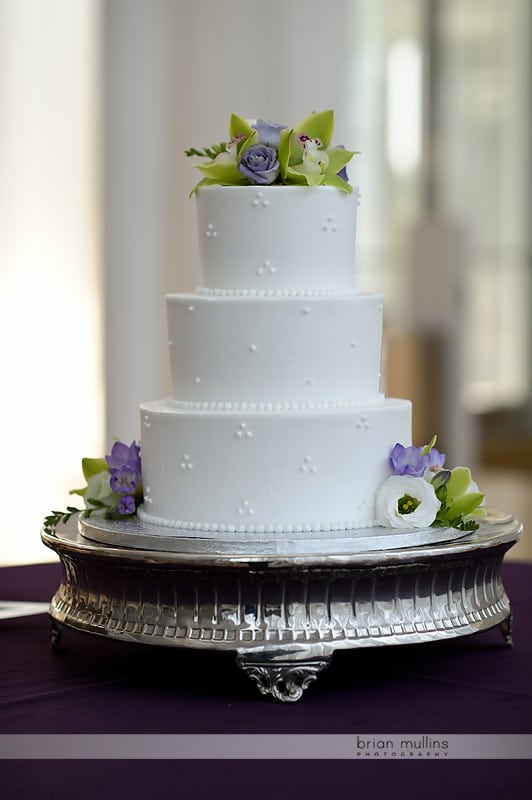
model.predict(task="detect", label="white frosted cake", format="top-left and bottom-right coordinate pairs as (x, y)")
top-left (138, 184), bottom-right (412, 534)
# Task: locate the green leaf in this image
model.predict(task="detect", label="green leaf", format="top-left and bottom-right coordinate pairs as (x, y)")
top-left (322, 173), bottom-right (353, 193)
top-left (236, 129), bottom-right (258, 157)
top-left (445, 467), bottom-right (472, 502)
top-left (294, 110), bottom-right (334, 148)
top-left (288, 165), bottom-right (325, 186)
top-left (229, 113), bottom-right (253, 141)
top-left (447, 492), bottom-right (485, 519)
top-left (278, 127), bottom-right (293, 180)
top-left (459, 519), bottom-right (480, 532)
top-left (69, 486), bottom-right (87, 498)
top-left (325, 147), bottom-right (357, 175)
top-left (189, 176), bottom-right (220, 197)
top-left (81, 457), bottom-right (108, 482)
top-left (184, 142), bottom-right (227, 160)
top-left (286, 130), bottom-right (304, 167)
top-left (197, 160), bottom-right (247, 185)
top-left (284, 166), bottom-right (312, 186)
top-left (421, 434), bottom-right (438, 456)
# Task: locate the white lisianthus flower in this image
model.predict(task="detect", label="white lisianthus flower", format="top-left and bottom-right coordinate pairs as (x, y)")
top-left (376, 475), bottom-right (441, 529)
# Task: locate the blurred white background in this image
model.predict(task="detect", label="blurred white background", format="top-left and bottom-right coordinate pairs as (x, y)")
top-left (1, 0), bottom-right (530, 564)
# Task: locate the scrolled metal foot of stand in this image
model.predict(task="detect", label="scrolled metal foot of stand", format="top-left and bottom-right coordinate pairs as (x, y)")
top-left (500, 611), bottom-right (513, 647)
top-left (50, 616), bottom-right (63, 650)
top-left (236, 652), bottom-right (332, 702)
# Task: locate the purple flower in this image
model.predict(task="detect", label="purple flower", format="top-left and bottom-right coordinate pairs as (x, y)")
top-left (106, 441), bottom-right (141, 479)
top-left (117, 494), bottom-right (136, 515)
top-left (390, 443), bottom-right (430, 478)
top-left (253, 119), bottom-right (287, 148)
top-left (110, 466), bottom-right (137, 494)
top-left (238, 144), bottom-right (280, 185)
top-left (427, 448), bottom-right (446, 473)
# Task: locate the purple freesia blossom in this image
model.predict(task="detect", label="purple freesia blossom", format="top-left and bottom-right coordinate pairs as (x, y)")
top-left (106, 441), bottom-right (141, 478)
top-left (117, 495), bottom-right (136, 515)
top-left (254, 119), bottom-right (287, 148)
top-left (110, 467), bottom-right (137, 494)
top-left (239, 144), bottom-right (280, 185)
top-left (427, 448), bottom-right (446, 473)
top-left (390, 443), bottom-right (430, 478)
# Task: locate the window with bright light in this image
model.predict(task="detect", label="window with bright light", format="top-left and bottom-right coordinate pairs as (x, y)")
top-left (350, 0), bottom-right (530, 413)
top-left (0, 0), bottom-right (103, 564)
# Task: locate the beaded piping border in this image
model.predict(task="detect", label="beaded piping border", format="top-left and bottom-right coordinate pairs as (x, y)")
top-left (137, 504), bottom-right (377, 534)
top-left (194, 287), bottom-right (361, 298)
top-left (165, 395), bottom-right (385, 412)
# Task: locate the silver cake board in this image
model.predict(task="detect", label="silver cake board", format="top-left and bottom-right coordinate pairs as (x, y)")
top-left (78, 513), bottom-right (475, 558)
top-left (42, 510), bottom-right (522, 702)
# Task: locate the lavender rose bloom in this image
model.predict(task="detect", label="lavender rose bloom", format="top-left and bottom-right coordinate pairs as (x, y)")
top-left (238, 143), bottom-right (280, 185)
top-left (254, 118), bottom-right (287, 148)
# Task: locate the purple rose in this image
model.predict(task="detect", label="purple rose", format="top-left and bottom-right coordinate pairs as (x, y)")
top-left (253, 119), bottom-right (287, 148)
top-left (390, 443), bottom-right (430, 478)
top-left (238, 144), bottom-right (280, 185)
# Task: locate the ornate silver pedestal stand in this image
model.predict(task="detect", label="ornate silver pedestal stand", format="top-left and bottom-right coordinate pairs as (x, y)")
top-left (41, 510), bottom-right (522, 702)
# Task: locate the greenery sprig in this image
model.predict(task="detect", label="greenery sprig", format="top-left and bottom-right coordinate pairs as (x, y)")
top-left (185, 142), bottom-right (227, 160)
top-left (43, 506), bottom-right (83, 534)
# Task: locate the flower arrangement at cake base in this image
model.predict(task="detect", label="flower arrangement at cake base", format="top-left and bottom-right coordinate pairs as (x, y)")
top-left (375, 436), bottom-right (485, 532)
top-left (43, 441), bottom-right (142, 533)
top-left (44, 435), bottom-right (484, 539)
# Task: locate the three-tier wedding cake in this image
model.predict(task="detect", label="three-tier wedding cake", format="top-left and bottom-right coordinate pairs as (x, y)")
top-left (137, 178), bottom-right (412, 535)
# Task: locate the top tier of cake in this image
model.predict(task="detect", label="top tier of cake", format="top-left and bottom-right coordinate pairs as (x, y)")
top-left (196, 185), bottom-right (359, 293)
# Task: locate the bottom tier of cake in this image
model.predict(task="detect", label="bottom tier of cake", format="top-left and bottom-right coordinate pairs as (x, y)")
top-left (138, 397), bottom-right (411, 534)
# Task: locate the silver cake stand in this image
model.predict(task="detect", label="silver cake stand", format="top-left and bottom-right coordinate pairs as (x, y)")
top-left (41, 510), bottom-right (522, 702)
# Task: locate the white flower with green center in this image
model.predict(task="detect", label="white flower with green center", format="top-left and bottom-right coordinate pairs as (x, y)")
top-left (376, 475), bottom-right (441, 529)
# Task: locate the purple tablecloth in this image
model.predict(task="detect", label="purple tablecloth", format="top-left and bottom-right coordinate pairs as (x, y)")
top-left (1, 561), bottom-right (531, 797)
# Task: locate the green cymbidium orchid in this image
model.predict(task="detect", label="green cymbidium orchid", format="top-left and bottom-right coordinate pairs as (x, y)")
top-left (432, 466), bottom-right (485, 531)
top-left (187, 110), bottom-right (358, 194)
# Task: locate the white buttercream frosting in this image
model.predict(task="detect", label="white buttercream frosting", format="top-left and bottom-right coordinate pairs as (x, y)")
top-left (166, 292), bottom-right (384, 405)
top-left (138, 184), bottom-right (412, 539)
top-left (139, 398), bottom-right (412, 533)
top-left (196, 185), bottom-right (358, 291)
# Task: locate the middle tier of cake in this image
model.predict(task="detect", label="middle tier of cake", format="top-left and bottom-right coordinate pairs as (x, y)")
top-left (167, 291), bottom-right (384, 405)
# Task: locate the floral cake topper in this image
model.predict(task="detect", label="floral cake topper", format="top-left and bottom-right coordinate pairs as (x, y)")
top-left (186, 110), bottom-right (358, 194)
top-left (376, 436), bottom-right (485, 531)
